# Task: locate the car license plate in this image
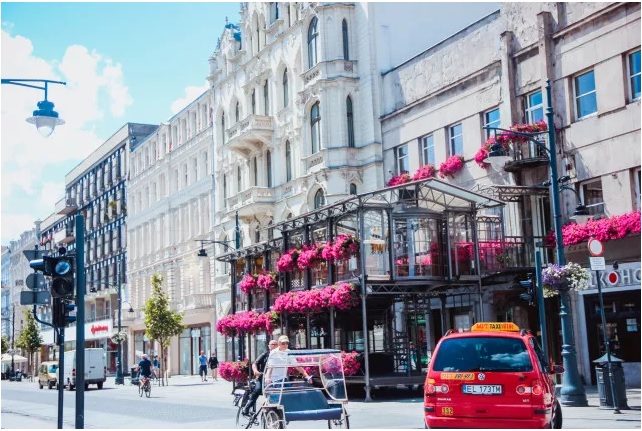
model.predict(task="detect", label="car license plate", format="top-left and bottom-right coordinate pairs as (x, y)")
top-left (462, 384), bottom-right (502, 395)
top-left (441, 407), bottom-right (454, 416)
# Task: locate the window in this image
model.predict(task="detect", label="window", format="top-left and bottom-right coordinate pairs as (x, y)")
top-left (342, 19), bottom-right (349, 60)
top-left (580, 179), bottom-right (604, 216)
top-left (220, 113), bottom-right (226, 143)
top-left (396, 144), bottom-right (409, 174)
top-left (285, 141), bottom-right (292, 182)
top-left (449, 123), bottom-right (464, 156)
top-left (308, 17), bottom-right (319, 69)
top-left (235, 102), bottom-right (240, 123)
top-left (223, 174), bottom-right (228, 206)
top-left (421, 135), bottom-right (435, 165)
top-left (266, 150), bottom-right (273, 187)
top-left (346, 96), bottom-right (355, 148)
top-left (483, 108), bottom-right (500, 139)
top-left (628, 50), bottom-right (641, 101)
top-left (237, 166), bottom-right (242, 192)
top-left (349, 183), bottom-right (357, 195)
top-left (283, 69), bottom-right (289, 108)
top-left (263, 81), bottom-right (270, 115)
top-left (251, 90), bottom-right (256, 115)
top-left (634, 168), bottom-right (641, 210)
top-left (269, 2), bottom-right (279, 23)
top-left (310, 102), bottom-right (321, 154)
top-left (525, 91), bottom-right (544, 123)
top-left (574, 70), bottom-right (597, 119)
top-left (314, 189), bottom-right (325, 209)
top-left (253, 157), bottom-right (258, 187)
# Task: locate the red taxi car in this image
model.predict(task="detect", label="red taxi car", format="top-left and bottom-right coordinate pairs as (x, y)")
top-left (424, 322), bottom-right (563, 429)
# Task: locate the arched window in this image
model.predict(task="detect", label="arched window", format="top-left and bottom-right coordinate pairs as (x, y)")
top-left (223, 174), bottom-right (228, 205)
top-left (221, 112), bottom-right (226, 143)
top-left (237, 165), bottom-right (242, 192)
top-left (263, 81), bottom-right (269, 115)
top-left (253, 157), bottom-right (258, 186)
top-left (307, 17), bottom-right (318, 69)
top-left (235, 101), bottom-right (240, 123)
top-left (254, 225), bottom-right (261, 243)
top-left (342, 19), bottom-right (349, 60)
top-left (350, 183), bottom-right (357, 195)
top-left (310, 102), bottom-right (320, 154)
top-left (285, 140), bottom-right (292, 182)
top-left (266, 150), bottom-right (273, 187)
top-left (346, 96), bottom-right (355, 148)
top-left (283, 69), bottom-right (289, 108)
top-left (251, 89), bottom-right (256, 115)
top-left (314, 189), bottom-right (325, 209)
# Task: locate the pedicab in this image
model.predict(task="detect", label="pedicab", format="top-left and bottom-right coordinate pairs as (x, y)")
top-left (240, 349), bottom-right (350, 429)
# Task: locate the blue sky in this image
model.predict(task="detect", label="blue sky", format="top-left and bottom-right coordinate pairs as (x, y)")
top-left (1, 2), bottom-right (240, 245)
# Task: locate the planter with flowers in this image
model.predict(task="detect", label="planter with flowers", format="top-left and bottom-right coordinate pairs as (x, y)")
top-left (219, 359), bottom-right (249, 382)
top-left (272, 283), bottom-right (359, 314)
top-left (256, 271), bottom-right (278, 291)
top-left (541, 262), bottom-right (590, 298)
top-left (544, 210), bottom-right (641, 247)
top-left (216, 310), bottom-right (279, 336)
top-left (277, 248), bottom-right (301, 272)
top-left (412, 164), bottom-right (436, 181)
top-left (438, 155), bottom-right (465, 179)
top-left (239, 273), bottom-right (257, 294)
top-left (297, 244), bottom-right (324, 270)
top-left (331, 235), bottom-right (360, 261)
top-left (386, 172), bottom-right (412, 187)
top-left (475, 120), bottom-right (548, 169)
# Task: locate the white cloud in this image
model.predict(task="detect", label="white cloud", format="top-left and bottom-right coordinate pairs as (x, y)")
top-left (170, 82), bottom-right (209, 115)
top-left (1, 29), bottom-right (133, 244)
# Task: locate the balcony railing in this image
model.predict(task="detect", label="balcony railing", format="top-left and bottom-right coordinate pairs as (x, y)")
top-left (178, 293), bottom-right (213, 311)
top-left (504, 133), bottom-right (549, 173)
top-left (227, 186), bottom-right (275, 218)
top-left (224, 115), bottom-right (274, 158)
top-left (55, 197), bottom-right (78, 216)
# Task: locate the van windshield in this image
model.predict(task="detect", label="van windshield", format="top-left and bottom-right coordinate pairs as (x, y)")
top-left (432, 337), bottom-right (533, 372)
top-left (49, 365), bottom-right (58, 373)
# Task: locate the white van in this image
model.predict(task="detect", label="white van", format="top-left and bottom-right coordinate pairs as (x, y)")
top-left (64, 348), bottom-right (107, 390)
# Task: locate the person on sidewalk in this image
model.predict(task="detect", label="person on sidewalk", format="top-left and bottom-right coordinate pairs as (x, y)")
top-left (198, 351), bottom-right (208, 381)
top-left (242, 339), bottom-right (278, 416)
top-left (208, 352), bottom-right (219, 381)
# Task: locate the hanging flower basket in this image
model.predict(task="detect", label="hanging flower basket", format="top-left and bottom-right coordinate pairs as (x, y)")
top-left (297, 244), bottom-right (324, 270)
top-left (110, 331), bottom-right (128, 343)
top-left (438, 155), bottom-right (465, 179)
top-left (256, 271), bottom-right (278, 291)
top-left (239, 274), bottom-right (257, 294)
top-left (332, 235), bottom-right (360, 261)
top-left (541, 262), bottom-right (590, 298)
top-left (277, 248), bottom-right (300, 272)
top-left (219, 360), bottom-right (249, 382)
top-left (272, 283), bottom-right (359, 314)
top-left (215, 310), bottom-right (279, 336)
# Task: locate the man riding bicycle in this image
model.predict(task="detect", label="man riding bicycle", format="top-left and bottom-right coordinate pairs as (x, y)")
top-left (241, 339), bottom-right (278, 416)
top-left (136, 354), bottom-right (154, 387)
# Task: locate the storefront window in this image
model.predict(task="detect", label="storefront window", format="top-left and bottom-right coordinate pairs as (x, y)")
top-left (335, 214), bottom-right (360, 281)
top-left (179, 325), bottom-right (211, 375)
top-left (450, 214), bottom-right (476, 276)
top-left (393, 216), bottom-right (442, 277)
top-left (363, 210), bottom-right (389, 279)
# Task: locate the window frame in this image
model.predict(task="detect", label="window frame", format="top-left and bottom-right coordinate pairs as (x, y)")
top-left (525, 91), bottom-right (544, 124)
top-left (266, 150), bottom-right (273, 188)
top-left (396, 144), bottom-right (409, 174)
top-left (285, 141), bottom-right (292, 182)
top-left (307, 17), bottom-right (319, 69)
top-left (634, 168), bottom-right (641, 210)
top-left (579, 178), bottom-right (605, 216)
top-left (314, 189), bottom-right (325, 209)
top-left (420, 134), bottom-right (435, 166)
top-left (283, 69), bottom-right (289, 108)
top-left (342, 19), bottom-right (349, 60)
top-left (310, 102), bottom-right (321, 154)
top-left (346, 96), bottom-right (355, 148)
top-left (628, 49), bottom-right (641, 102)
top-left (263, 81), bottom-right (270, 115)
top-left (574, 70), bottom-right (598, 120)
top-left (448, 123), bottom-right (464, 156)
top-left (483, 108), bottom-right (501, 140)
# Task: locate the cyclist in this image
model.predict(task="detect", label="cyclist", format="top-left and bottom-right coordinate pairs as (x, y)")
top-left (136, 354), bottom-right (154, 388)
top-left (241, 339), bottom-right (279, 416)
top-left (264, 335), bottom-right (313, 386)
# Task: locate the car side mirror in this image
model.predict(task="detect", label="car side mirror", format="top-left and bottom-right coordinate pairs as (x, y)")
top-left (551, 364), bottom-right (565, 374)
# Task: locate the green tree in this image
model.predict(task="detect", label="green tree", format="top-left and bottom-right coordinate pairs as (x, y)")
top-left (15, 308), bottom-right (43, 378)
top-left (143, 274), bottom-right (184, 386)
top-left (1, 335), bottom-right (9, 354)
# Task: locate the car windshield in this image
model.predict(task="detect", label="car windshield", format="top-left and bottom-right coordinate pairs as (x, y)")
top-left (49, 365), bottom-right (58, 373)
top-left (432, 336), bottom-right (533, 372)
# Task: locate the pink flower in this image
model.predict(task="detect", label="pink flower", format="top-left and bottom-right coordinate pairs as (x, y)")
top-left (239, 274), bottom-right (257, 294)
top-left (332, 235), bottom-right (360, 261)
top-left (386, 173), bottom-right (412, 187)
top-left (219, 360), bottom-right (249, 382)
top-left (297, 244), bottom-right (322, 270)
top-left (216, 310), bottom-right (279, 336)
top-left (256, 271), bottom-right (278, 291)
top-left (438, 155), bottom-right (465, 179)
top-left (544, 211), bottom-right (641, 247)
top-left (277, 249), bottom-right (300, 272)
top-left (412, 164), bottom-right (436, 181)
top-left (474, 147), bottom-right (490, 169)
top-left (272, 283), bottom-right (359, 314)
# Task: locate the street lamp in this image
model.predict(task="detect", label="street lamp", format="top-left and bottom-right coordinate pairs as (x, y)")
top-left (1, 79), bottom-right (66, 137)
top-left (484, 80), bottom-right (588, 407)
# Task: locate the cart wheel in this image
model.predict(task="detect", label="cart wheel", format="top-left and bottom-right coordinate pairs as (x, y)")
top-left (328, 407), bottom-right (349, 429)
top-left (236, 405), bottom-right (256, 429)
top-left (139, 383), bottom-right (144, 397)
top-left (262, 408), bottom-right (283, 429)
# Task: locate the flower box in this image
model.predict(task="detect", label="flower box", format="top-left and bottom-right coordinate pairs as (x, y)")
top-left (438, 155), bottom-right (465, 179)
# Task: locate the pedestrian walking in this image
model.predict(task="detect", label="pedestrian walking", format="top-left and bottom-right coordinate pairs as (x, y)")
top-left (208, 352), bottom-right (219, 381)
top-left (152, 355), bottom-right (160, 380)
top-left (198, 351), bottom-right (208, 381)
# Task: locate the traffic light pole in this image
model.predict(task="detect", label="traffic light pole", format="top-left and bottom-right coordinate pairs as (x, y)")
top-left (56, 326), bottom-right (65, 429)
top-left (535, 250), bottom-right (550, 361)
top-left (75, 214), bottom-right (86, 429)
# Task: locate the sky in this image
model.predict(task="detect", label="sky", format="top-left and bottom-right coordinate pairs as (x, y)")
top-left (1, 1), bottom-right (499, 247)
top-left (1, 2), bottom-right (240, 245)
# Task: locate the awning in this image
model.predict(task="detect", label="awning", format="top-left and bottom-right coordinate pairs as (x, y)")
top-left (1, 353), bottom-right (28, 364)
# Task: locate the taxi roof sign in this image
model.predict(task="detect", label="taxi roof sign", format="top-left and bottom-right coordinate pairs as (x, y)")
top-left (471, 322), bottom-right (520, 332)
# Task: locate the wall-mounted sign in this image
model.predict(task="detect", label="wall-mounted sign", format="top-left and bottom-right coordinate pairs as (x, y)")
top-left (90, 324), bottom-right (109, 335)
top-left (587, 262), bottom-right (641, 290)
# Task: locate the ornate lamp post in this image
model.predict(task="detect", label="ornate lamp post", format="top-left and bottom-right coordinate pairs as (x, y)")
top-left (1, 79), bottom-right (66, 137)
top-left (484, 80), bottom-right (588, 407)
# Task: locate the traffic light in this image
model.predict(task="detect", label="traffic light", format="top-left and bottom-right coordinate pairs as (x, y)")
top-left (52, 298), bottom-right (77, 327)
top-left (29, 256), bottom-right (56, 276)
top-left (519, 273), bottom-right (535, 306)
top-left (50, 256), bottom-right (75, 298)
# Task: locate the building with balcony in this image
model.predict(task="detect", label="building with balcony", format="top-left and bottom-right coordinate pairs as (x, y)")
top-left (1, 246), bottom-right (12, 340)
top-left (380, 3), bottom-right (640, 387)
top-left (126, 91), bottom-right (215, 375)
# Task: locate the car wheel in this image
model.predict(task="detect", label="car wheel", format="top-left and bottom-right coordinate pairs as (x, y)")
top-left (550, 400), bottom-right (562, 429)
top-left (39, 382), bottom-right (43, 389)
top-left (48, 381), bottom-right (54, 390)
top-left (97, 382), bottom-right (103, 389)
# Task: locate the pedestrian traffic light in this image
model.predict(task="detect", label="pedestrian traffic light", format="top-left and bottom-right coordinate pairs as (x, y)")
top-left (52, 298), bottom-right (77, 327)
top-left (50, 256), bottom-right (75, 298)
top-left (519, 273), bottom-right (535, 306)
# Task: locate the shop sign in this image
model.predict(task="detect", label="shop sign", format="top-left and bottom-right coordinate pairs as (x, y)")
top-left (90, 324), bottom-right (109, 335)
top-left (587, 262), bottom-right (641, 290)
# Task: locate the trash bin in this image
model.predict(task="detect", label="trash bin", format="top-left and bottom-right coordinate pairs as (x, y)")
top-left (593, 354), bottom-right (629, 410)
top-left (130, 367), bottom-right (140, 385)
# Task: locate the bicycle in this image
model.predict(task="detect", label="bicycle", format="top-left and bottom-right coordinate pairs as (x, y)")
top-left (138, 375), bottom-right (152, 398)
top-left (234, 380), bottom-right (260, 429)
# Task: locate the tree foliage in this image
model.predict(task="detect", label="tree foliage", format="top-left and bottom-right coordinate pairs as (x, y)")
top-left (1, 335), bottom-right (9, 353)
top-left (15, 308), bottom-right (43, 376)
top-left (143, 274), bottom-right (184, 385)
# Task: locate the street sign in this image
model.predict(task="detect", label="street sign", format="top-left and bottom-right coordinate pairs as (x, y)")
top-left (25, 273), bottom-right (46, 290)
top-left (588, 238), bottom-right (604, 257)
top-left (590, 256), bottom-right (606, 271)
top-left (22, 249), bottom-right (46, 262)
top-left (20, 290), bottom-right (51, 305)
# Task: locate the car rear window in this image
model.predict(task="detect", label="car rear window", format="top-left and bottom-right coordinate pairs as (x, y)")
top-left (49, 365), bottom-right (58, 373)
top-left (432, 336), bottom-right (533, 372)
